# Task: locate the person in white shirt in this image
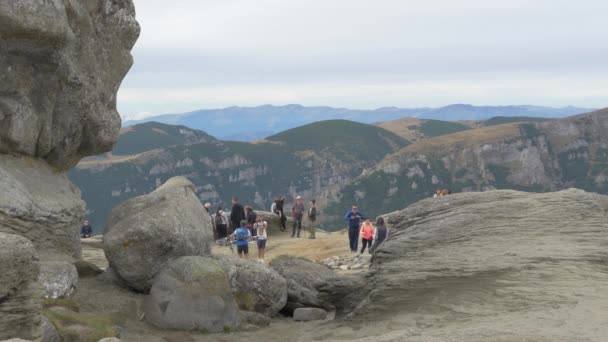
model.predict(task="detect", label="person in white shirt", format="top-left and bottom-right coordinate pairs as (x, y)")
top-left (254, 216), bottom-right (268, 264)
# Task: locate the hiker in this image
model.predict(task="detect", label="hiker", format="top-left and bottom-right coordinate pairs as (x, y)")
top-left (214, 206), bottom-right (229, 239)
top-left (230, 219), bottom-right (251, 258)
top-left (230, 196), bottom-right (246, 233)
top-left (360, 219), bottom-right (375, 254)
top-left (307, 199), bottom-right (317, 239)
top-left (370, 217), bottom-right (388, 254)
top-left (245, 206), bottom-right (258, 236)
top-left (292, 196), bottom-right (305, 238)
top-left (254, 216), bottom-right (268, 264)
top-left (274, 195), bottom-right (287, 231)
top-left (344, 205), bottom-right (366, 253)
top-left (80, 220), bottom-right (93, 238)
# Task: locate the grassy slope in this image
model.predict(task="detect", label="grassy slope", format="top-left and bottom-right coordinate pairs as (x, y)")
top-left (112, 122), bottom-right (215, 155)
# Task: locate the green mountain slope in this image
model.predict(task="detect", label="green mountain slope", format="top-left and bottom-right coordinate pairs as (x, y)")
top-left (113, 122), bottom-right (216, 155)
top-left (68, 120), bottom-right (409, 232)
top-left (327, 108), bottom-right (608, 224)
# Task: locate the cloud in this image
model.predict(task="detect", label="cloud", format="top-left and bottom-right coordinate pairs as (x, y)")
top-left (121, 0), bottom-right (608, 117)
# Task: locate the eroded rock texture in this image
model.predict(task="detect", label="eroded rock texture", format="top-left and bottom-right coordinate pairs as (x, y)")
top-left (0, 0), bottom-right (140, 170)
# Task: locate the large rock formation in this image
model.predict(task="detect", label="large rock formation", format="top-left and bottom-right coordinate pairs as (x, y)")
top-left (0, 233), bottom-right (41, 341)
top-left (340, 189), bottom-right (608, 340)
top-left (214, 255), bottom-right (288, 316)
top-left (269, 255), bottom-right (336, 315)
top-left (0, 0), bottom-right (140, 170)
top-left (103, 177), bottom-right (214, 292)
top-left (143, 256), bottom-right (240, 332)
top-left (0, 155), bottom-right (85, 258)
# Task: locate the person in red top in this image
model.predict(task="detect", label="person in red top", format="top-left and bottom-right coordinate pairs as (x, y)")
top-left (359, 219), bottom-right (375, 254)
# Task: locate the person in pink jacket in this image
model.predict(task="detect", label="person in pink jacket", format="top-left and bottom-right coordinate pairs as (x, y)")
top-left (359, 219), bottom-right (375, 254)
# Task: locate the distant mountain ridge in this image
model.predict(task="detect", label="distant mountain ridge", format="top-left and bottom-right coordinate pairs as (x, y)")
top-left (124, 104), bottom-right (593, 142)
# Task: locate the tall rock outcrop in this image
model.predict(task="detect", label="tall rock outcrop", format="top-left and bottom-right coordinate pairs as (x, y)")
top-left (0, 0), bottom-right (139, 338)
top-left (334, 189), bottom-right (608, 341)
top-left (0, 0), bottom-right (139, 258)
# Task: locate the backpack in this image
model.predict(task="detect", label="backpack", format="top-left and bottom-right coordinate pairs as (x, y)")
top-left (215, 214), bottom-right (226, 226)
top-left (235, 228), bottom-right (248, 242)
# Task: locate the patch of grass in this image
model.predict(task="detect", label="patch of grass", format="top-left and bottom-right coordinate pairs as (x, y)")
top-left (482, 116), bottom-right (552, 127)
top-left (42, 298), bottom-right (80, 312)
top-left (43, 307), bottom-right (119, 342)
top-left (418, 119), bottom-right (471, 137)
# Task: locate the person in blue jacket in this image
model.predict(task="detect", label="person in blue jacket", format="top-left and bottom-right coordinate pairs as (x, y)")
top-left (344, 205), bottom-right (366, 253)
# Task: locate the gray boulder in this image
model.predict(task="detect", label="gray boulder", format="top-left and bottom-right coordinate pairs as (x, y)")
top-left (214, 255), bottom-right (288, 316)
top-left (103, 177), bottom-right (214, 292)
top-left (143, 256), bottom-right (240, 332)
top-left (38, 261), bottom-right (78, 299)
top-left (293, 307), bottom-right (328, 321)
top-left (97, 338), bottom-right (122, 342)
top-left (40, 316), bottom-right (60, 342)
top-left (269, 255), bottom-right (336, 315)
top-left (73, 260), bottom-right (104, 278)
top-left (0, 155), bottom-right (84, 259)
top-left (0, 0), bottom-right (139, 170)
top-left (255, 211), bottom-right (295, 233)
top-left (0, 233), bottom-right (41, 341)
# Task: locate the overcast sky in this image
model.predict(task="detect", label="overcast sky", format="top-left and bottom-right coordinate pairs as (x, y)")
top-left (119, 0), bottom-right (608, 120)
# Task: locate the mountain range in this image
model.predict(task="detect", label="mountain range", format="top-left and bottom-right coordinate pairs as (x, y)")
top-left (69, 108), bottom-right (608, 232)
top-left (124, 104), bottom-right (593, 141)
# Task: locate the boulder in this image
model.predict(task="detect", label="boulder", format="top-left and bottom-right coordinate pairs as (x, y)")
top-left (349, 189), bottom-right (608, 340)
top-left (41, 316), bottom-right (60, 342)
top-left (0, 233), bottom-right (41, 341)
top-left (38, 261), bottom-right (78, 299)
top-left (255, 210), bottom-right (295, 233)
top-left (0, 0), bottom-right (140, 170)
top-left (97, 339), bottom-right (122, 342)
top-left (214, 255), bottom-right (288, 316)
top-left (103, 177), bottom-right (214, 292)
top-left (143, 256), bottom-right (240, 332)
top-left (73, 260), bottom-right (104, 278)
top-left (293, 307), bottom-right (328, 321)
top-left (0, 155), bottom-right (84, 259)
top-left (240, 311), bottom-right (271, 328)
top-left (269, 255), bottom-right (336, 315)
top-left (316, 275), bottom-right (367, 317)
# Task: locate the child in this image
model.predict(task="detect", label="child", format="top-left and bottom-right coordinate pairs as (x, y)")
top-left (230, 220), bottom-right (251, 258)
top-left (360, 219), bottom-right (375, 254)
top-left (254, 216), bottom-right (268, 264)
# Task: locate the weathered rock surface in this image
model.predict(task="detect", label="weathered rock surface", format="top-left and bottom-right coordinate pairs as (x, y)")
top-left (0, 155), bottom-right (84, 258)
top-left (103, 177), bottom-right (214, 292)
top-left (346, 189), bottom-right (608, 341)
top-left (0, 0), bottom-right (140, 170)
top-left (39, 261), bottom-right (78, 299)
top-left (143, 256), bottom-right (240, 332)
top-left (214, 255), bottom-right (288, 316)
top-left (0, 233), bottom-right (41, 341)
top-left (293, 307), bottom-right (328, 321)
top-left (40, 316), bottom-right (60, 342)
top-left (255, 210), bottom-right (295, 233)
top-left (74, 260), bottom-right (104, 278)
top-left (269, 255), bottom-right (336, 315)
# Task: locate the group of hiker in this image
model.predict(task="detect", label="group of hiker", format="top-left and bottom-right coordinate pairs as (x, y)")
top-left (81, 194), bottom-right (388, 261)
top-left (344, 205), bottom-right (388, 254)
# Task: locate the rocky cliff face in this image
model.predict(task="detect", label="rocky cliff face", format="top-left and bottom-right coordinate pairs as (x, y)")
top-left (332, 108), bottom-right (608, 222)
top-left (321, 189), bottom-right (608, 340)
top-left (0, 1), bottom-right (139, 339)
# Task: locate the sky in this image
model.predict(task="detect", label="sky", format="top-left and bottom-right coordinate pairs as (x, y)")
top-left (119, 0), bottom-right (608, 120)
